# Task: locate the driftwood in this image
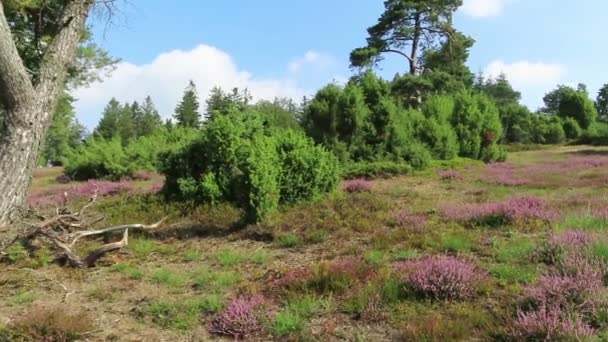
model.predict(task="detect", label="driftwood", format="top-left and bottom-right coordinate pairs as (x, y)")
top-left (0, 188), bottom-right (167, 268)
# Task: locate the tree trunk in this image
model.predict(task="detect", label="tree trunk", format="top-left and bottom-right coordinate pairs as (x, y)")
top-left (0, 104), bottom-right (48, 225)
top-left (0, 0), bottom-right (95, 229)
top-left (410, 12), bottom-right (422, 75)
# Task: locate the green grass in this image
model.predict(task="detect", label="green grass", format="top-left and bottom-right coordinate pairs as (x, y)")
top-left (492, 237), bottom-right (536, 264)
top-left (270, 296), bottom-right (327, 336)
top-left (181, 248), bottom-right (204, 262)
top-left (8, 290), bottom-right (37, 306)
top-left (249, 250), bottom-right (273, 265)
top-left (591, 242), bottom-right (608, 262)
top-left (275, 232), bottom-right (303, 248)
top-left (111, 263), bottom-right (144, 280)
top-left (364, 250), bottom-right (386, 267)
top-left (393, 248), bottom-right (421, 261)
top-left (440, 233), bottom-right (473, 253)
top-left (141, 295), bottom-right (223, 330)
top-left (150, 268), bottom-right (188, 288)
top-left (214, 248), bottom-right (247, 266)
top-left (191, 267), bottom-right (240, 291)
top-left (304, 229), bottom-right (329, 243)
top-left (270, 310), bottom-right (305, 336)
top-left (489, 264), bottom-right (537, 284)
top-left (130, 239), bottom-right (176, 258)
top-left (558, 213), bottom-right (608, 232)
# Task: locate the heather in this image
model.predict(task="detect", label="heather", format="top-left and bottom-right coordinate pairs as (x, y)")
top-left (396, 256), bottom-right (485, 300)
top-left (7, 145), bottom-right (608, 340)
top-left (441, 195), bottom-right (559, 225)
top-left (210, 295), bottom-right (269, 338)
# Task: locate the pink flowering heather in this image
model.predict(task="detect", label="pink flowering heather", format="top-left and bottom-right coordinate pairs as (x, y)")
top-left (438, 169), bottom-right (463, 181)
top-left (209, 295), bottom-right (268, 338)
top-left (509, 306), bottom-right (595, 340)
top-left (548, 230), bottom-right (595, 250)
top-left (441, 196), bottom-right (559, 224)
top-left (396, 256), bottom-right (485, 300)
top-left (343, 179), bottom-right (373, 193)
top-left (27, 180), bottom-right (134, 209)
top-left (524, 270), bottom-right (603, 308)
top-left (502, 196), bottom-right (559, 222)
top-left (591, 207), bottom-right (608, 220)
top-left (393, 209), bottom-right (427, 231)
top-left (483, 162), bottom-right (528, 186)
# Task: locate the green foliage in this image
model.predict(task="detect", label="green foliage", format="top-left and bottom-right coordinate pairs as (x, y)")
top-left (161, 111), bottom-right (339, 223)
top-left (350, 0), bottom-right (463, 74)
top-left (596, 84), bottom-right (608, 120)
top-left (402, 142), bottom-right (433, 169)
top-left (141, 295), bottom-right (224, 330)
top-left (150, 269), bottom-right (188, 288)
top-left (64, 136), bottom-right (134, 181)
top-left (542, 85), bottom-right (598, 129)
top-left (562, 117), bottom-right (582, 140)
top-left (40, 93), bottom-right (84, 166)
top-left (451, 91), bottom-right (503, 161)
top-left (489, 264), bottom-right (536, 284)
top-left (111, 263), bottom-right (144, 280)
top-left (270, 296), bottom-right (327, 336)
top-left (126, 127), bottom-right (199, 172)
top-left (174, 80), bottom-right (201, 128)
top-left (275, 232), bottom-right (303, 248)
top-left (342, 161), bottom-right (412, 179)
top-left (205, 86), bottom-right (251, 121)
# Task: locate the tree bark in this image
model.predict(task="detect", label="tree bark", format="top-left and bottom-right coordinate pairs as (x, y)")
top-left (409, 11), bottom-right (422, 75)
top-left (0, 1), bottom-right (95, 228)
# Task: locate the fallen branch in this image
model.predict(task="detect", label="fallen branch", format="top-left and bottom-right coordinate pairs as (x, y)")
top-left (1, 191), bottom-right (169, 268)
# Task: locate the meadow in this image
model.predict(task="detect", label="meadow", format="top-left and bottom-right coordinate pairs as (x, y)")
top-left (2, 145), bottom-right (608, 341)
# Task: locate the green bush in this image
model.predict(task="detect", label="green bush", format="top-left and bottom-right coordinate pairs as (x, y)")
top-left (415, 118), bottom-right (459, 160)
top-left (342, 161), bottom-right (412, 179)
top-left (160, 111), bottom-right (339, 223)
top-left (126, 127), bottom-right (198, 171)
top-left (402, 142), bottom-right (432, 169)
top-left (64, 137), bottom-right (134, 181)
top-left (562, 117), bottom-right (582, 140)
top-left (450, 92), bottom-right (503, 162)
top-left (544, 122), bottom-right (566, 144)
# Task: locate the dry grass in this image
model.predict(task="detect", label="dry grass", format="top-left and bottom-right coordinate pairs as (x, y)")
top-left (2, 145), bottom-right (608, 340)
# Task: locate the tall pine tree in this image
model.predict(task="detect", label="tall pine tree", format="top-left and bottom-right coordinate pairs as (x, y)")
top-left (137, 96), bottom-right (163, 136)
top-left (174, 80), bottom-right (201, 128)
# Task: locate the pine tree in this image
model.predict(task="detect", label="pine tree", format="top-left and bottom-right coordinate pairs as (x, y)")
top-left (95, 98), bottom-right (122, 139)
top-left (138, 96), bottom-right (163, 136)
top-left (40, 93), bottom-right (84, 165)
top-left (174, 80), bottom-right (201, 128)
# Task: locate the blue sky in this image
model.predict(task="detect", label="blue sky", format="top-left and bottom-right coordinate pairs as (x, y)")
top-left (74, 0), bottom-right (608, 129)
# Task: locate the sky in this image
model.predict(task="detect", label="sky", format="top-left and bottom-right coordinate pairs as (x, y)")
top-left (73, 0), bottom-right (608, 129)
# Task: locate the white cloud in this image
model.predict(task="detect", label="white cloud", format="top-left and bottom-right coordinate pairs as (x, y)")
top-left (484, 60), bottom-right (566, 86)
top-left (483, 60), bottom-right (567, 110)
top-left (72, 45), bottom-right (314, 129)
top-left (461, 0), bottom-right (509, 17)
top-left (288, 50), bottom-right (334, 73)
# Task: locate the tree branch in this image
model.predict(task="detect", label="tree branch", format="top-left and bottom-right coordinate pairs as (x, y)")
top-left (35, 0), bottom-right (96, 122)
top-left (0, 4), bottom-right (35, 111)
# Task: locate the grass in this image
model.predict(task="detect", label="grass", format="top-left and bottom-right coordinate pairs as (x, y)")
top-left (191, 267), bottom-right (240, 291)
top-left (492, 237), bottom-right (536, 264)
top-left (129, 239), bottom-right (176, 258)
top-left (270, 296), bottom-right (328, 336)
top-left (275, 232), bottom-right (303, 248)
top-left (181, 248), bottom-right (204, 262)
top-left (11, 145), bottom-right (608, 340)
top-left (8, 290), bottom-right (37, 306)
top-left (141, 295), bottom-right (224, 330)
top-left (150, 268), bottom-right (188, 288)
top-left (111, 263), bottom-right (144, 280)
top-left (489, 264), bottom-right (537, 284)
top-left (440, 233), bottom-right (473, 253)
top-left (364, 250), bottom-right (386, 267)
